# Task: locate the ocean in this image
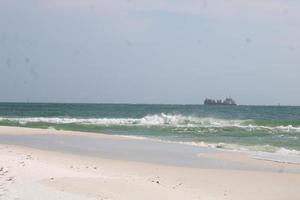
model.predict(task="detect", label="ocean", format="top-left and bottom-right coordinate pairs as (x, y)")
top-left (0, 103), bottom-right (300, 157)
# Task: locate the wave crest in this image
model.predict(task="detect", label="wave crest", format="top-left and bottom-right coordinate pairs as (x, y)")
top-left (0, 114), bottom-right (300, 133)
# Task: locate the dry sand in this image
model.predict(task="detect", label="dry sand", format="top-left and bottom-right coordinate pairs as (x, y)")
top-left (0, 126), bottom-right (300, 200)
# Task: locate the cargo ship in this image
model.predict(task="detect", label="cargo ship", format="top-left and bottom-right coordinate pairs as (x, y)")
top-left (204, 97), bottom-right (237, 106)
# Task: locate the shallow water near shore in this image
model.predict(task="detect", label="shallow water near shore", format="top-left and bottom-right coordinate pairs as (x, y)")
top-left (1, 131), bottom-right (299, 174)
top-left (0, 103), bottom-right (300, 160)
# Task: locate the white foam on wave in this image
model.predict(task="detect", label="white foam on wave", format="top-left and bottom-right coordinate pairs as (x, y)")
top-left (0, 114), bottom-right (183, 126)
top-left (171, 140), bottom-right (300, 164)
top-left (252, 148), bottom-right (300, 164)
top-left (0, 114), bottom-right (245, 126)
top-left (0, 114), bottom-right (300, 133)
top-left (138, 138), bottom-right (300, 164)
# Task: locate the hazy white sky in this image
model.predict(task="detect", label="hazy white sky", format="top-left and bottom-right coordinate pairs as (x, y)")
top-left (0, 0), bottom-right (299, 105)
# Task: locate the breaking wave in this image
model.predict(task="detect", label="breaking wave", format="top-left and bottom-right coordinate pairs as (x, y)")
top-left (1, 113), bottom-right (300, 133)
top-left (252, 147), bottom-right (300, 164)
top-left (1, 113), bottom-right (300, 163)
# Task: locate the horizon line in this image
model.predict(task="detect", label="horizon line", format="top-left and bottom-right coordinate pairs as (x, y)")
top-left (0, 101), bottom-right (299, 107)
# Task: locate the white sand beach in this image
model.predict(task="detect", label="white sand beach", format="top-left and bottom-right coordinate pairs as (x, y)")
top-left (1, 126), bottom-right (300, 200)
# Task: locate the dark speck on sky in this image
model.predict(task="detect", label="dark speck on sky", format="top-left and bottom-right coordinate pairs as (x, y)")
top-left (202, 0), bottom-right (208, 8)
top-left (288, 45), bottom-right (295, 52)
top-left (25, 58), bottom-right (31, 64)
top-left (126, 40), bottom-right (133, 47)
top-left (89, 4), bottom-right (95, 11)
top-left (29, 41), bottom-right (39, 47)
top-left (30, 66), bottom-right (38, 80)
top-left (245, 38), bottom-right (251, 43)
top-left (1, 35), bottom-right (6, 41)
top-left (6, 59), bottom-right (11, 68)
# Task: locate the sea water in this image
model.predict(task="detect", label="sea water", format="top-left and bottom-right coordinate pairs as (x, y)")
top-left (0, 103), bottom-right (300, 162)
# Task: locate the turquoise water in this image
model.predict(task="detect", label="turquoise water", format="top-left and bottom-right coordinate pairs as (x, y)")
top-left (0, 103), bottom-right (300, 154)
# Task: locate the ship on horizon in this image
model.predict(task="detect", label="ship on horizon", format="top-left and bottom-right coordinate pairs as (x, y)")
top-left (204, 97), bottom-right (237, 106)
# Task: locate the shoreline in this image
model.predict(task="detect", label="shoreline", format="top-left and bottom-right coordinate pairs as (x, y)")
top-left (1, 126), bottom-right (300, 199)
top-left (1, 126), bottom-right (299, 170)
top-left (1, 125), bottom-right (300, 165)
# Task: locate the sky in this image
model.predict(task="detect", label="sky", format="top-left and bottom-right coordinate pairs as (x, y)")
top-left (0, 0), bottom-right (299, 105)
